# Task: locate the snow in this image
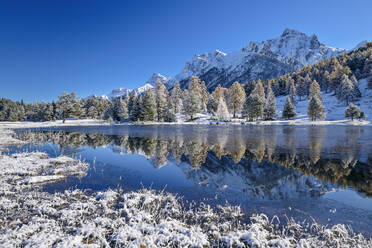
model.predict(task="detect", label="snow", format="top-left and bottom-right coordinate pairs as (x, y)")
top-left (107, 73), bottom-right (170, 99)
top-left (108, 29), bottom-right (356, 93)
top-left (0, 122), bottom-right (371, 247)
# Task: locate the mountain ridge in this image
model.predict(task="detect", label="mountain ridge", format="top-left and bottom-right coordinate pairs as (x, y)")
top-left (107, 29), bottom-right (356, 98)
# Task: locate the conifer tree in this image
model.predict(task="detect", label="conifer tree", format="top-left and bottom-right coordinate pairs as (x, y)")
top-left (200, 81), bottom-right (209, 112)
top-left (128, 92), bottom-right (138, 121)
top-left (87, 105), bottom-right (98, 119)
top-left (345, 103), bottom-right (361, 121)
top-left (166, 96), bottom-right (176, 122)
top-left (170, 82), bottom-right (183, 113)
top-left (216, 97), bottom-right (230, 121)
top-left (228, 81), bottom-right (246, 118)
top-left (337, 74), bottom-right (361, 105)
top-left (263, 85), bottom-right (277, 120)
top-left (206, 94), bottom-right (218, 116)
top-left (56, 92), bottom-right (79, 123)
top-left (115, 97), bottom-right (128, 121)
top-left (296, 76), bottom-right (307, 101)
top-left (282, 97), bottom-right (296, 120)
top-left (141, 89), bottom-right (156, 121)
top-left (308, 80), bottom-right (322, 100)
top-left (184, 76), bottom-right (202, 120)
top-left (307, 96), bottom-right (326, 121)
top-left (155, 80), bottom-right (168, 122)
top-left (288, 77), bottom-right (297, 104)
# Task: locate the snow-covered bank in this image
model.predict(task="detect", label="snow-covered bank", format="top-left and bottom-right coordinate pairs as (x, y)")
top-left (1, 123), bottom-right (372, 247)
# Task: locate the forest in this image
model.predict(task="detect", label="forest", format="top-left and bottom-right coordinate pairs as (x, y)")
top-left (1, 42), bottom-right (371, 123)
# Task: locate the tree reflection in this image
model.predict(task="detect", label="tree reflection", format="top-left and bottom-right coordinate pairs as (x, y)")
top-left (18, 126), bottom-right (372, 197)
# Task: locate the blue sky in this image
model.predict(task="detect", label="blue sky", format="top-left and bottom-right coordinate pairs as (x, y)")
top-left (0, 0), bottom-right (371, 102)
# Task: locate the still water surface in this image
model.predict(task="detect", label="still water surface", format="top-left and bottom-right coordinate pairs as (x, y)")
top-left (11, 125), bottom-right (372, 236)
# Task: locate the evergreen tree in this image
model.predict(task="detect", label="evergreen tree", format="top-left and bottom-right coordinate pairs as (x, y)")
top-left (155, 80), bottom-right (168, 122)
top-left (263, 85), bottom-right (277, 120)
top-left (345, 103), bottom-right (361, 121)
top-left (282, 97), bottom-right (296, 120)
top-left (307, 96), bottom-right (326, 121)
top-left (87, 105), bottom-right (98, 119)
top-left (216, 97), bottom-right (230, 121)
top-left (288, 77), bottom-right (297, 104)
top-left (128, 92), bottom-right (139, 121)
top-left (165, 96), bottom-right (176, 122)
top-left (206, 94), bottom-right (218, 116)
top-left (141, 89), bottom-right (157, 121)
top-left (296, 76), bottom-right (307, 101)
top-left (170, 82), bottom-right (183, 113)
top-left (56, 92), bottom-right (79, 123)
top-left (336, 74), bottom-right (361, 105)
top-left (115, 97), bottom-right (128, 121)
top-left (308, 80), bottom-right (322, 100)
top-left (200, 81), bottom-right (209, 112)
top-left (243, 93), bottom-right (264, 121)
top-left (228, 81), bottom-right (246, 118)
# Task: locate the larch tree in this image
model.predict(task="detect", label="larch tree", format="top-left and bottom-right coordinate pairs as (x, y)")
top-left (184, 76), bottom-right (202, 120)
top-left (282, 97), bottom-right (296, 120)
top-left (263, 84), bottom-right (277, 120)
top-left (228, 81), bottom-right (246, 118)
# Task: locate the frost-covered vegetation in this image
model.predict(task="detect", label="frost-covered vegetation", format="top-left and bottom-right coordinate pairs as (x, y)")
top-left (1, 125), bottom-right (372, 247)
top-left (1, 43), bottom-right (372, 124)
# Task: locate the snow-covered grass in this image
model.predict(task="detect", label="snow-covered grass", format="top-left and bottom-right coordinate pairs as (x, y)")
top-left (1, 123), bottom-right (372, 247)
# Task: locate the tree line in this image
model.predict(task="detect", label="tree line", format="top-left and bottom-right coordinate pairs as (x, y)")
top-left (1, 43), bottom-right (371, 123)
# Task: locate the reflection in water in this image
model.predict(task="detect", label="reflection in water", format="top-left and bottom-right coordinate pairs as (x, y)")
top-left (17, 125), bottom-right (372, 198)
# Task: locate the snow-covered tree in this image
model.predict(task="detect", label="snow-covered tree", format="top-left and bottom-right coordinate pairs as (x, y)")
top-left (87, 105), bottom-right (98, 119)
top-left (216, 97), bottom-right (230, 121)
top-left (228, 82), bottom-right (246, 118)
top-left (282, 97), bottom-right (296, 120)
top-left (56, 92), bottom-right (79, 123)
top-left (141, 89), bottom-right (157, 121)
top-left (128, 92), bottom-right (139, 121)
top-left (288, 78), bottom-right (297, 104)
top-left (307, 96), bottom-right (326, 121)
top-left (170, 82), bottom-right (183, 113)
top-left (155, 80), bottom-right (168, 122)
top-left (166, 96), bottom-right (176, 122)
top-left (115, 97), bottom-right (128, 121)
top-left (243, 93), bottom-right (264, 121)
top-left (345, 103), bottom-right (361, 121)
top-left (206, 94), bottom-right (218, 116)
top-left (184, 76), bottom-right (202, 120)
top-left (200, 81), bottom-right (209, 113)
top-left (336, 74), bottom-right (361, 105)
top-left (263, 85), bottom-right (277, 120)
top-left (308, 80), bottom-right (322, 101)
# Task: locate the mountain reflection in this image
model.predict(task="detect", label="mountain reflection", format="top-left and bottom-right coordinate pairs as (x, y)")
top-left (18, 126), bottom-right (372, 198)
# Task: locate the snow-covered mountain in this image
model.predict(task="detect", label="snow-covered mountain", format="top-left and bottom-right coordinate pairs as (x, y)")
top-left (168, 29), bottom-right (346, 90)
top-left (107, 73), bottom-right (170, 99)
top-left (108, 29), bottom-right (348, 94)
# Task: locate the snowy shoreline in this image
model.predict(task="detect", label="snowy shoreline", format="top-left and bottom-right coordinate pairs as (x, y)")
top-left (1, 122), bottom-right (372, 247)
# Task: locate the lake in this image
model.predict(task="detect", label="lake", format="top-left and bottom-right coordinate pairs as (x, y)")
top-left (10, 124), bottom-right (372, 237)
